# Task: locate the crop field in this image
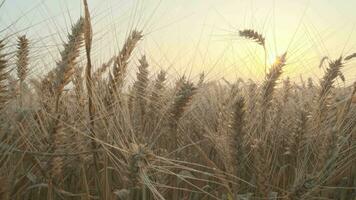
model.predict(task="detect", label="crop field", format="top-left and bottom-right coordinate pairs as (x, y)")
top-left (0, 0), bottom-right (355, 199)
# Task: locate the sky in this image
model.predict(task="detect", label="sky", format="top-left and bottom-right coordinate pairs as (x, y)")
top-left (1, 0), bottom-right (356, 85)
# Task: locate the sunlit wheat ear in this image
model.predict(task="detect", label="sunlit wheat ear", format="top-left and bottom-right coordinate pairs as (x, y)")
top-left (256, 70), bottom-right (288, 191)
top-left (0, 40), bottom-right (9, 110)
top-left (110, 30), bottom-right (143, 91)
top-left (260, 53), bottom-right (287, 108)
top-left (239, 29), bottom-right (268, 74)
top-left (319, 57), bottom-right (343, 101)
top-left (53, 18), bottom-right (84, 96)
top-left (239, 29), bottom-right (265, 47)
top-left (258, 54), bottom-right (287, 142)
top-left (313, 57), bottom-right (344, 169)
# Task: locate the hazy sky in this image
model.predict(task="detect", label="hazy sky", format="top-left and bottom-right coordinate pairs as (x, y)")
top-left (1, 0), bottom-right (356, 84)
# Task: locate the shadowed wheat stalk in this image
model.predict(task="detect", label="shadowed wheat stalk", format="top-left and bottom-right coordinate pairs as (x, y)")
top-left (0, 40), bottom-right (9, 110)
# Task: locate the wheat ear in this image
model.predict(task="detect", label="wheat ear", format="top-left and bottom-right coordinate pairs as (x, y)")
top-left (16, 35), bottom-right (29, 107)
top-left (260, 52), bottom-right (287, 132)
top-left (239, 29), bottom-right (265, 47)
top-left (148, 70), bottom-right (166, 114)
top-left (109, 30), bottom-right (143, 92)
top-left (133, 55), bottom-right (149, 117)
top-left (239, 29), bottom-right (267, 74)
top-left (251, 53), bottom-right (287, 198)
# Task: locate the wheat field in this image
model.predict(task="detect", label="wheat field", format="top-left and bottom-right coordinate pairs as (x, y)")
top-left (0, 0), bottom-right (356, 200)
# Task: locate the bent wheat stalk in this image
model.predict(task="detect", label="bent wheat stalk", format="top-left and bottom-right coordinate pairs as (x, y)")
top-left (239, 29), bottom-right (267, 74)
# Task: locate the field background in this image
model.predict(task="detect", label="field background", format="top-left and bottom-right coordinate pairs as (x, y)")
top-left (0, 0), bottom-right (355, 199)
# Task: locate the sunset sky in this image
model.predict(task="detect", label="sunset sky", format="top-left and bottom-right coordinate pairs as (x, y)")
top-left (1, 0), bottom-right (356, 85)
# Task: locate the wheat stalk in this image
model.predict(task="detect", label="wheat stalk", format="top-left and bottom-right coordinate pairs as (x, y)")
top-left (46, 17), bottom-right (84, 199)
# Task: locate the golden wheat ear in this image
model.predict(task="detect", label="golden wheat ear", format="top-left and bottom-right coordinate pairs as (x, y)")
top-left (46, 17), bottom-right (85, 200)
top-left (261, 53), bottom-right (287, 106)
top-left (239, 29), bottom-right (265, 47)
top-left (53, 18), bottom-right (84, 96)
top-left (319, 57), bottom-right (343, 100)
top-left (110, 30), bottom-right (143, 90)
top-left (239, 29), bottom-right (268, 74)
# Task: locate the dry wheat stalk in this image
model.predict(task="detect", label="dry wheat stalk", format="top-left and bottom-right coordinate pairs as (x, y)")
top-left (82, 1), bottom-right (102, 197)
top-left (45, 18), bottom-right (84, 199)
